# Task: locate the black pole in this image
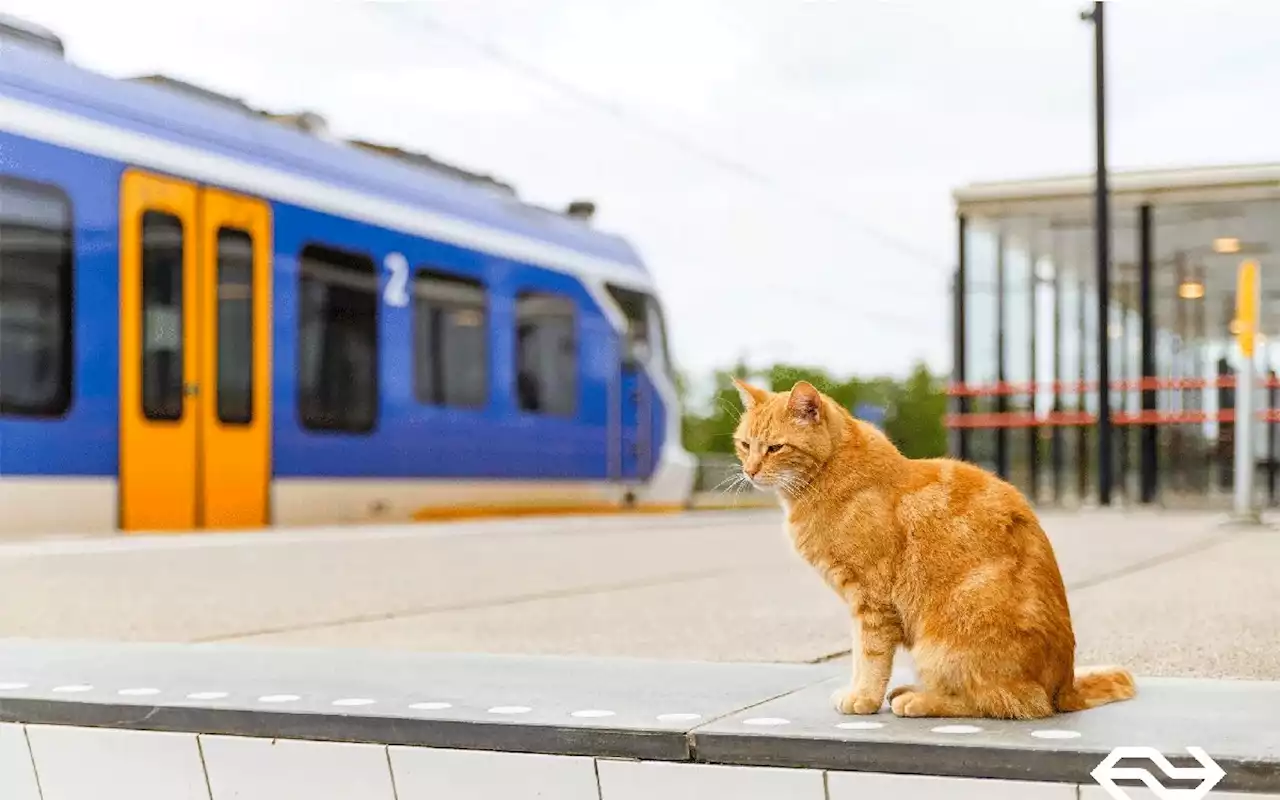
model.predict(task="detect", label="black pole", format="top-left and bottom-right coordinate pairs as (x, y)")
top-left (1138, 204), bottom-right (1158, 503)
top-left (956, 215), bottom-right (971, 462)
top-left (1052, 234), bottom-right (1064, 503)
top-left (1083, 1), bottom-right (1113, 506)
top-left (996, 233), bottom-right (1009, 480)
top-left (1029, 249), bottom-right (1040, 503)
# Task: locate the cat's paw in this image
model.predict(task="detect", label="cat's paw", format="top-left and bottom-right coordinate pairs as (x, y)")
top-left (887, 684), bottom-right (920, 702)
top-left (831, 686), bottom-right (883, 715)
top-left (889, 689), bottom-right (931, 717)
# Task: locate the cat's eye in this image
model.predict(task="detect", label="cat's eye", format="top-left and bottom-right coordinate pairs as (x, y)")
top-left (736, 440), bottom-right (749, 450)
top-left (766, 444), bottom-right (785, 454)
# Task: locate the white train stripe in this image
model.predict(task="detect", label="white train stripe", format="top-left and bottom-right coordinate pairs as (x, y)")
top-left (0, 476), bottom-right (697, 538)
top-left (0, 95), bottom-right (655, 302)
top-left (0, 477), bottom-right (116, 536)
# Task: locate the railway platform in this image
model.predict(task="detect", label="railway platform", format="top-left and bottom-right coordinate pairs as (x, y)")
top-left (1, 508), bottom-right (1277, 797)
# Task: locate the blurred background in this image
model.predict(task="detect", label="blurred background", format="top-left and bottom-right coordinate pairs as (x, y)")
top-left (1, 0), bottom-right (1277, 677)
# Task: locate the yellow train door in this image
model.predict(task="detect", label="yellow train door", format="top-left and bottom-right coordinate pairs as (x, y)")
top-left (119, 170), bottom-right (272, 532)
top-left (198, 188), bottom-right (272, 529)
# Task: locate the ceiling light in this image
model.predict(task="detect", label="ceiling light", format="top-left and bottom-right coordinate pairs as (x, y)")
top-left (1178, 280), bottom-right (1205, 299)
top-left (1214, 237), bottom-right (1241, 254)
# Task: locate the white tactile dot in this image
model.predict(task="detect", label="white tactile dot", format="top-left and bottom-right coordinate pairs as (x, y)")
top-left (186, 691), bottom-right (229, 701)
top-left (332, 698), bottom-right (376, 707)
top-left (118, 687), bottom-right (161, 697)
top-left (258, 694), bottom-right (301, 703)
top-left (487, 705), bottom-right (532, 715)
top-left (836, 721), bottom-right (886, 730)
top-left (931, 724), bottom-right (983, 734)
top-left (570, 709), bottom-right (615, 718)
top-left (656, 713), bottom-right (702, 722)
top-left (1031, 729), bottom-right (1082, 739)
top-left (742, 717), bottom-right (790, 726)
top-left (50, 684), bottom-right (93, 693)
top-left (408, 702), bottom-right (452, 711)
top-left (0, 682), bottom-right (29, 691)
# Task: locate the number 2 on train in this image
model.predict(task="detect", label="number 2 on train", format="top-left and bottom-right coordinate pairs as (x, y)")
top-left (383, 252), bottom-right (409, 307)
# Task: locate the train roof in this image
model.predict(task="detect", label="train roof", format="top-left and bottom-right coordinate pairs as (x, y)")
top-left (0, 34), bottom-right (650, 279)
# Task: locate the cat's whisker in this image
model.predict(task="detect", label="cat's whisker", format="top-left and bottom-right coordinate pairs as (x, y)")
top-left (710, 470), bottom-right (744, 494)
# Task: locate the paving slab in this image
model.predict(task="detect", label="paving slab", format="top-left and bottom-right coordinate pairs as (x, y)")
top-left (0, 638), bottom-right (835, 762)
top-left (692, 673), bottom-right (1280, 792)
top-left (0, 508), bottom-right (1273, 678)
top-left (0, 639), bottom-right (1276, 793)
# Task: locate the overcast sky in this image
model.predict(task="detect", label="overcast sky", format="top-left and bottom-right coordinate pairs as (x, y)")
top-left (5, 0), bottom-right (1278, 382)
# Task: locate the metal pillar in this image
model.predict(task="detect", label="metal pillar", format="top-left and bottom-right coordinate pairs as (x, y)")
top-left (1269, 369), bottom-right (1277, 506)
top-left (956, 215), bottom-right (970, 462)
top-left (1083, 0), bottom-right (1113, 505)
top-left (1051, 235), bottom-right (1064, 503)
top-left (1233, 260), bottom-right (1260, 522)
top-left (1138, 204), bottom-right (1158, 503)
top-left (996, 232), bottom-right (1008, 479)
top-left (1029, 248), bottom-right (1040, 502)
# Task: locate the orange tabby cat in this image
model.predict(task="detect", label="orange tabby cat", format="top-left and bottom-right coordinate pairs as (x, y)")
top-left (732, 378), bottom-right (1135, 719)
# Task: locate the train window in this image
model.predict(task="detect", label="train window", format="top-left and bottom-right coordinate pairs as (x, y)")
top-left (515, 291), bottom-right (577, 417)
top-left (297, 243), bottom-right (378, 433)
top-left (0, 177), bottom-right (73, 418)
top-left (140, 211), bottom-right (185, 422)
top-left (413, 269), bottom-right (487, 409)
top-left (606, 283), bottom-right (675, 375)
top-left (216, 227), bottom-right (253, 425)
top-left (605, 284), bottom-right (651, 368)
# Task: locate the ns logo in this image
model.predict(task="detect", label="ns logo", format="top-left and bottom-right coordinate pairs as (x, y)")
top-left (1091, 747), bottom-right (1225, 800)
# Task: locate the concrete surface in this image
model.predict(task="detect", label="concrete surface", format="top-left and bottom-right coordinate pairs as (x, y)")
top-left (0, 507), bottom-right (1275, 679)
top-left (3, 640), bottom-right (1279, 793)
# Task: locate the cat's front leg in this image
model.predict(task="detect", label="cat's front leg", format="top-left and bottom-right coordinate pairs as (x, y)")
top-left (831, 601), bottom-right (902, 715)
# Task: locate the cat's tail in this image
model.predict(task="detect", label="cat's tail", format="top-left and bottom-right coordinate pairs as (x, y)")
top-left (1055, 666), bottom-right (1137, 712)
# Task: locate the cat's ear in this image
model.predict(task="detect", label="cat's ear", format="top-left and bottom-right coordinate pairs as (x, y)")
top-left (787, 381), bottom-right (822, 425)
top-left (732, 378), bottom-right (770, 410)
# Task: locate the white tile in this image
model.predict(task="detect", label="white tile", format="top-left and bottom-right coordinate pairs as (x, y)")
top-left (597, 759), bottom-right (824, 800)
top-left (390, 746), bottom-right (600, 800)
top-left (25, 724), bottom-right (211, 800)
top-left (200, 734), bottom-right (395, 800)
top-left (1080, 787), bottom-right (1275, 800)
top-left (828, 770), bottom-right (1076, 799)
top-left (0, 724), bottom-right (41, 800)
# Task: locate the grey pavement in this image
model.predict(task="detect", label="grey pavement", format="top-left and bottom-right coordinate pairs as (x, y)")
top-left (0, 507), bottom-right (1275, 679)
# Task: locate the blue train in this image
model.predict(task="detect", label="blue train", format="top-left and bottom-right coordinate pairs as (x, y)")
top-left (0, 16), bottom-right (694, 535)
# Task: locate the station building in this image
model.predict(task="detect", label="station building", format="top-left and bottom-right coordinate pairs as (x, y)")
top-left (948, 163), bottom-right (1280, 507)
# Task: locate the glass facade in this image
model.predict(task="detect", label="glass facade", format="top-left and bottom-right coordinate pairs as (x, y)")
top-left (951, 187), bottom-right (1280, 509)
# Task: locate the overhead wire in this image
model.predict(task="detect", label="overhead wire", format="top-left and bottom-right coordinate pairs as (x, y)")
top-left (357, 0), bottom-right (949, 337)
top-left (359, 0), bottom-right (950, 276)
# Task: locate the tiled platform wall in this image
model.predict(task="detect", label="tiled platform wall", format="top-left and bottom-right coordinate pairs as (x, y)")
top-left (2, 723), bottom-right (1273, 800)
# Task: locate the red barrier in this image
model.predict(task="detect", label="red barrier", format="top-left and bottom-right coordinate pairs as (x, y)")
top-left (944, 408), bottom-right (1280, 429)
top-left (945, 375), bottom-right (1280, 397)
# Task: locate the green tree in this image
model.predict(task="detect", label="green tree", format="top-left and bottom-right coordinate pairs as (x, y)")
top-left (680, 360), bottom-right (950, 461)
top-left (884, 361), bottom-right (948, 458)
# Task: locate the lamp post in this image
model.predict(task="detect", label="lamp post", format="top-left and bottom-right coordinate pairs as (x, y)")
top-left (1081, 1), bottom-right (1113, 506)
